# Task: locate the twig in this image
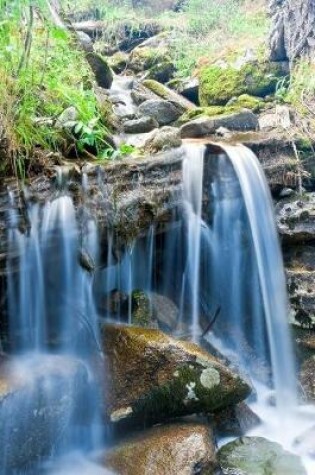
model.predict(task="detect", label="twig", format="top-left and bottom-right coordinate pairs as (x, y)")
top-left (17, 4), bottom-right (34, 76)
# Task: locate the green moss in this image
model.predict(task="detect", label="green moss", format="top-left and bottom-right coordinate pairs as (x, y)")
top-left (108, 51), bottom-right (129, 73)
top-left (199, 61), bottom-right (285, 106)
top-left (130, 47), bottom-right (175, 82)
top-left (177, 102), bottom-right (259, 125)
top-left (131, 290), bottom-right (153, 328)
top-left (233, 94), bottom-right (264, 112)
top-left (143, 79), bottom-right (170, 99)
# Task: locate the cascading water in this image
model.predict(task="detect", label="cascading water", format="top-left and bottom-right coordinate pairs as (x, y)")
top-left (181, 142), bottom-right (315, 473)
top-left (4, 174), bottom-right (104, 474)
top-left (181, 144), bottom-right (205, 341)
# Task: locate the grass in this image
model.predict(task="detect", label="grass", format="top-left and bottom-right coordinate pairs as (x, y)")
top-left (0, 2), bottom-right (111, 177)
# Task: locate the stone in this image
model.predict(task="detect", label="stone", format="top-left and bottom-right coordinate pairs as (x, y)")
top-left (0, 355), bottom-right (89, 471)
top-left (55, 106), bottom-right (78, 129)
top-left (101, 325), bottom-right (251, 426)
top-left (259, 105), bottom-right (291, 130)
top-left (108, 51), bottom-right (129, 74)
top-left (138, 99), bottom-right (182, 125)
top-left (76, 30), bottom-right (94, 52)
top-left (276, 193), bottom-right (315, 243)
top-left (142, 79), bottom-right (196, 113)
top-left (171, 77), bottom-right (200, 104)
top-left (86, 52), bottom-right (113, 89)
top-left (218, 436), bottom-right (307, 475)
top-left (300, 356), bottom-right (315, 402)
top-left (180, 110), bottom-right (259, 138)
top-left (123, 116), bottom-right (158, 134)
top-left (198, 61), bottom-right (286, 106)
top-left (131, 290), bottom-right (157, 328)
top-left (102, 422), bottom-right (219, 475)
top-left (129, 46), bottom-right (175, 83)
top-left (144, 126), bottom-right (182, 152)
top-left (212, 402), bottom-right (260, 437)
top-left (149, 292), bottom-right (179, 332)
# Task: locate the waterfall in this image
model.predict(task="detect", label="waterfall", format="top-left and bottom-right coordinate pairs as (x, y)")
top-left (180, 142), bottom-right (297, 405)
top-left (181, 144), bottom-right (205, 341)
top-left (5, 175), bottom-right (102, 472)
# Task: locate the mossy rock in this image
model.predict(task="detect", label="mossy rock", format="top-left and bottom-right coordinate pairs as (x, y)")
top-left (108, 51), bottom-right (129, 74)
top-left (131, 290), bottom-right (156, 328)
top-left (199, 61), bottom-right (285, 106)
top-left (101, 325), bottom-right (251, 427)
top-left (102, 422), bottom-right (218, 475)
top-left (231, 94), bottom-right (264, 112)
top-left (129, 47), bottom-right (175, 83)
top-left (143, 79), bottom-right (195, 112)
top-left (86, 52), bottom-right (113, 89)
top-left (218, 436), bottom-right (306, 475)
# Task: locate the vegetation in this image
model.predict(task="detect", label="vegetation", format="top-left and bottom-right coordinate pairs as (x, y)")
top-left (0, 0), bottom-right (111, 177)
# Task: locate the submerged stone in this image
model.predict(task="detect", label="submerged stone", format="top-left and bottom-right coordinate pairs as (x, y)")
top-left (101, 325), bottom-right (251, 427)
top-left (102, 422), bottom-right (219, 475)
top-left (218, 436), bottom-right (307, 475)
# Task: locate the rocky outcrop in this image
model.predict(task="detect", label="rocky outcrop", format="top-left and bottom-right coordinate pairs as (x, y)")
top-left (0, 355), bottom-right (89, 471)
top-left (218, 436), bottom-right (307, 475)
top-left (300, 356), bottom-right (315, 402)
top-left (102, 422), bottom-right (218, 475)
top-left (269, 0), bottom-right (315, 62)
top-left (101, 325), bottom-right (251, 426)
top-left (276, 194), bottom-right (315, 243)
top-left (180, 110), bottom-right (259, 138)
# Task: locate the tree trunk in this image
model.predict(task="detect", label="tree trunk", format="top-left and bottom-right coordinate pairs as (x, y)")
top-left (269, 0), bottom-right (315, 63)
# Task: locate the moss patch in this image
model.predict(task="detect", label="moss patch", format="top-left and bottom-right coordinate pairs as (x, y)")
top-left (199, 61), bottom-right (285, 106)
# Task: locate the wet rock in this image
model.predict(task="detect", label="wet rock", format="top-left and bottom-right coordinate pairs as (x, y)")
top-left (131, 290), bottom-right (157, 328)
top-left (123, 116), bottom-right (158, 134)
top-left (180, 110), bottom-right (258, 138)
top-left (86, 52), bottom-right (113, 89)
top-left (101, 325), bottom-right (251, 426)
top-left (276, 193), bottom-right (315, 243)
top-left (144, 126), bottom-right (182, 152)
top-left (0, 355), bottom-right (89, 471)
top-left (108, 51), bottom-right (129, 74)
top-left (103, 422), bottom-right (219, 475)
top-left (218, 436), bottom-right (307, 475)
top-left (300, 356), bottom-right (315, 402)
top-left (76, 30), bottom-right (94, 52)
top-left (100, 290), bottom-right (129, 317)
top-left (138, 99), bottom-right (182, 125)
top-left (129, 46), bottom-right (175, 83)
top-left (149, 292), bottom-right (179, 332)
top-left (142, 79), bottom-right (196, 113)
top-left (212, 402), bottom-right (260, 437)
top-left (170, 77), bottom-right (200, 104)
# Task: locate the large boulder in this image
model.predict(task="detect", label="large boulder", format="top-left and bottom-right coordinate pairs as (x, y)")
top-left (180, 110), bottom-right (259, 138)
top-left (138, 99), bottom-right (183, 125)
top-left (0, 355), bottom-right (90, 472)
top-left (101, 325), bottom-right (251, 426)
top-left (123, 116), bottom-right (158, 134)
top-left (198, 61), bottom-right (286, 106)
top-left (102, 422), bottom-right (219, 475)
top-left (218, 436), bottom-right (307, 475)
